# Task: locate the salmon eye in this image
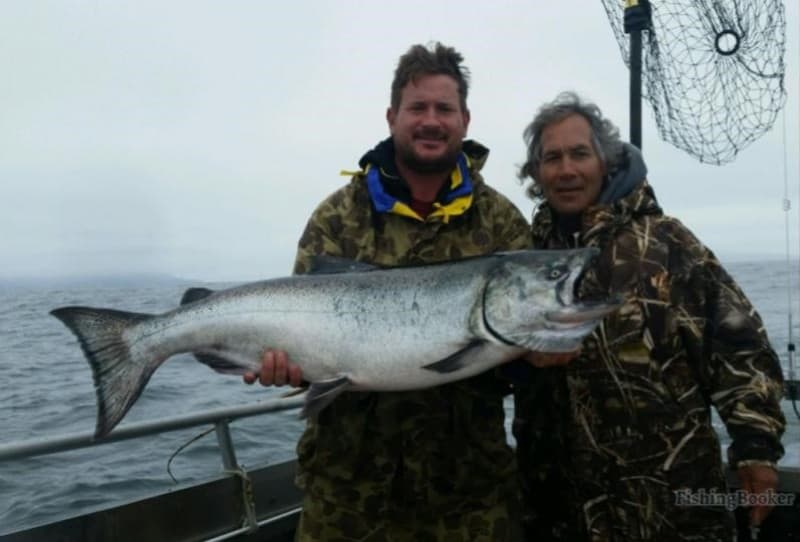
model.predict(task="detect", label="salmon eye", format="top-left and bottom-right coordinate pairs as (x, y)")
top-left (549, 266), bottom-right (565, 280)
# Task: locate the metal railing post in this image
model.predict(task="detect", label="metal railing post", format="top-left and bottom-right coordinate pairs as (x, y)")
top-left (215, 420), bottom-right (239, 471)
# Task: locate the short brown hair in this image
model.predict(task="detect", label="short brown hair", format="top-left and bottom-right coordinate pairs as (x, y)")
top-left (390, 42), bottom-right (470, 111)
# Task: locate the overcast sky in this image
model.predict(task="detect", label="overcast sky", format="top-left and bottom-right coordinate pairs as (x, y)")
top-left (2, 1), bottom-right (798, 281)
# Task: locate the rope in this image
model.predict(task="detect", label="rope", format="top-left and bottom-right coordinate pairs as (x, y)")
top-left (166, 425), bottom-right (216, 483)
top-left (782, 107), bottom-right (800, 421)
top-left (791, 8), bottom-right (800, 422)
top-left (165, 426), bottom-right (258, 534)
top-left (226, 466), bottom-right (258, 533)
top-left (782, 108), bottom-right (795, 368)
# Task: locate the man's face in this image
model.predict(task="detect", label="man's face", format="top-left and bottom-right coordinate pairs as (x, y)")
top-left (387, 74), bottom-right (470, 175)
top-left (537, 114), bottom-right (606, 216)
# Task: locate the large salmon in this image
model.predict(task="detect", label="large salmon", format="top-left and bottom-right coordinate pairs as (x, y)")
top-left (51, 249), bottom-right (618, 437)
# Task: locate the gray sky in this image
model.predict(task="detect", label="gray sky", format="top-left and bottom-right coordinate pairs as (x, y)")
top-left (2, 1), bottom-right (798, 281)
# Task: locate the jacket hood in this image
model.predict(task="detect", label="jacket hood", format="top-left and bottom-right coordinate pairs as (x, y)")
top-left (354, 138), bottom-right (488, 223)
top-left (357, 138), bottom-right (489, 176)
top-left (598, 142), bottom-right (648, 204)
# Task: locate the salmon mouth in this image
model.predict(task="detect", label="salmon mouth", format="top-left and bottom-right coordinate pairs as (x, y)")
top-left (554, 248), bottom-right (607, 309)
top-left (545, 297), bottom-right (622, 326)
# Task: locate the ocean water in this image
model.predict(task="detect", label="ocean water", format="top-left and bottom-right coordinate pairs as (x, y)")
top-left (1, 261), bottom-right (800, 534)
top-left (0, 282), bottom-right (308, 534)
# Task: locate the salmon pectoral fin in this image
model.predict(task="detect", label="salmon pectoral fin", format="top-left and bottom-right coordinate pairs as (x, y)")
top-left (420, 340), bottom-right (487, 373)
top-left (301, 376), bottom-right (351, 418)
top-left (280, 386), bottom-right (309, 399)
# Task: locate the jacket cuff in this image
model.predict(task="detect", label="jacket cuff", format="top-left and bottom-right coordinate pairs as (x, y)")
top-left (726, 435), bottom-right (784, 468)
top-left (734, 459), bottom-right (778, 470)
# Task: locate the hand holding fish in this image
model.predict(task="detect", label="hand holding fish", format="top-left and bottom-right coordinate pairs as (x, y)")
top-left (244, 349), bottom-right (304, 387)
top-left (737, 462), bottom-right (779, 527)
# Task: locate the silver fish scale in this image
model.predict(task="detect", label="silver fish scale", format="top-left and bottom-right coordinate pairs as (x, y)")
top-left (135, 259), bottom-right (496, 389)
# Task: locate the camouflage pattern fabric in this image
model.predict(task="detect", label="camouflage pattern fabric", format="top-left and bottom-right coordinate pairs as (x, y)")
top-left (296, 493), bottom-right (519, 542)
top-left (515, 181), bottom-right (786, 541)
top-left (292, 140), bottom-right (531, 540)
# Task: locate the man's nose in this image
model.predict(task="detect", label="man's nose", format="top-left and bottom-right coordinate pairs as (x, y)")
top-left (556, 156), bottom-right (578, 177)
top-left (420, 107), bottom-right (441, 124)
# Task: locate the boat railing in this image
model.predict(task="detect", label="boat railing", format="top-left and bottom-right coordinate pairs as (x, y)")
top-left (0, 395), bottom-right (306, 469)
top-left (3, 394), bottom-right (800, 541)
top-left (1, 396), bottom-right (307, 541)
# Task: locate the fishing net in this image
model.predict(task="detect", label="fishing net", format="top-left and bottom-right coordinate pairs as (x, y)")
top-left (600, 0), bottom-right (787, 164)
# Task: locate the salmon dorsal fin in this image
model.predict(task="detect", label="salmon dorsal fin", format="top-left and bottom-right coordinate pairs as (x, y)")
top-left (307, 256), bottom-right (380, 275)
top-left (180, 287), bottom-right (215, 305)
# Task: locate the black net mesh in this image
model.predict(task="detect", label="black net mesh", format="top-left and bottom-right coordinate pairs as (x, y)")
top-left (600, 0), bottom-right (787, 164)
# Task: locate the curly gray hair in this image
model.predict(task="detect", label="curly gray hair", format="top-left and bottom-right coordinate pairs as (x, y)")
top-left (518, 92), bottom-right (624, 200)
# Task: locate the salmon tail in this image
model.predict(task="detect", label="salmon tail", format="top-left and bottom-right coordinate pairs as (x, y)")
top-left (50, 306), bottom-right (154, 439)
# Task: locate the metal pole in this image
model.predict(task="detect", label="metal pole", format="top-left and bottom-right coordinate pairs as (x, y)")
top-left (630, 29), bottom-right (643, 149)
top-left (215, 420), bottom-right (239, 471)
top-left (624, 0), bottom-right (651, 150)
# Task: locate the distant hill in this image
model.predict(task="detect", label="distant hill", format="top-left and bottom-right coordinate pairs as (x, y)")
top-left (0, 273), bottom-right (198, 289)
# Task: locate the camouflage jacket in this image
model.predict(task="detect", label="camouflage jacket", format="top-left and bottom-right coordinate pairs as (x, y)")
top-left (293, 138), bottom-right (530, 517)
top-left (515, 180), bottom-right (786, 541)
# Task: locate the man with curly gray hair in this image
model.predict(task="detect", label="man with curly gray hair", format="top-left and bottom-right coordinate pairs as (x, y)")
top-left (513, 92), bottom-right (786, 541)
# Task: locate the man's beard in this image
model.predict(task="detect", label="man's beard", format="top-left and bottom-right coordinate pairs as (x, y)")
top-left (395, 137), bottom-right (461, 175)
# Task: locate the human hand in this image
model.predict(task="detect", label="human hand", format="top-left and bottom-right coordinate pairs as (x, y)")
top-left (522, 349), bottom-right (581, 368)
top-left (737, 463), bottom-right (779, 527)
top-left (243, 349), bottom-right (304, 387)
